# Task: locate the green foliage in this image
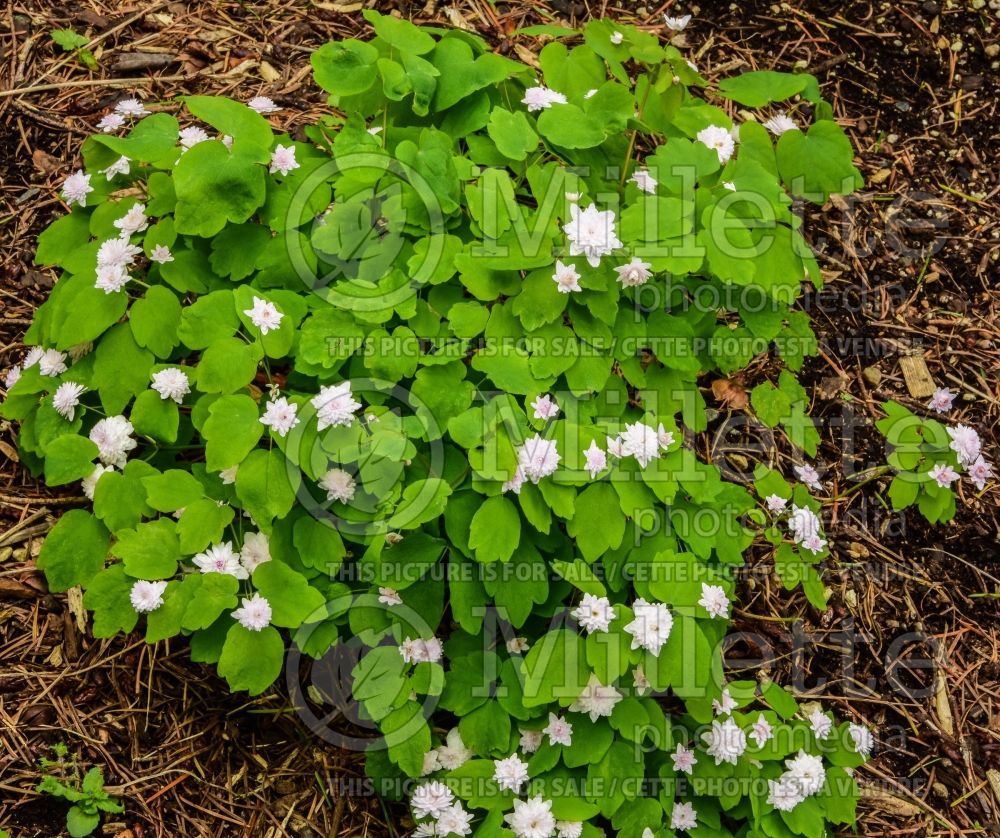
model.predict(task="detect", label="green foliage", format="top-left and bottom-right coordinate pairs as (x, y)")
top-left (7, 14), bottom-right (871, 837)
top-left (36, 744), bottom-right (122, 837)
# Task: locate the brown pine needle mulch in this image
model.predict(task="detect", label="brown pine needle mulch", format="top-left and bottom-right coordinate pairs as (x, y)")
top-left (1, 1), bottom-right (998, 835)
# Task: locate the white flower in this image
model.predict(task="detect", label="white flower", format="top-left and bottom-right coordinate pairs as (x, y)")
top-left (848, 723), bottom-right (874, 757)
top-left (150, 244), bottom-right (174, 264)
top-left (698, 583), bottom-right (729, 619)
top-left (713, 687), bottom-right (738, 716)
top-left (800, 533), bottom-right (827, 555)
top-left (572, 593), bottom-right (615, 634)
top-left (606, 435), bottom-right (625, 458)
top-left (269, 143), bottom-right (299, 175)
top-left (220, 134), bottom-right (234, 149)
top-left (437, 728), bottom-right (474, 770)
top-left (765, 494), bottom-right (787, 512)
top-left (97, 236), bottom-right (142, 271)
top-left (114, 98), bottom-right (149, 117)
top-left (947, 424), bottom-right (981, 467)
top-left (179, 126), bottom-right (210, 149)
top-left (95, 265), bottom-right (130, 294)
top-left (569, 673), bottom-right (622, 722)
top-left (240, 531), bottom-right (272, 574)
top-left (552, 259), bottom-right (582, 294)
top-left (808, 708), bottom-right (833, 740)
top-left (785, 750), bottom-right (826, 796)
top-left (38, 349), bottom-right (68, 377)
top-left (543, 713), bottom-right (573, 747)
top-left (702, 717), bottom-right (747, 765)
top-left (100, 156), bottom-right (130, 180)
top-left (968, 456), bottom-right (993, 491)
top-left (787, 505), bottom-right (822, 543)
top-left (399, 637), bottom-right (443, 664)
top-left (927, 388), bottom-right (955, 414)
top-left (671, 744), bottom-right (697, 775)
top-left (565, 192), bottom-right (581, 202)
top-left (507, 636), bottom-right (530, 654)
top-left (629, 169), bottom-right (657, 193)
top-left (624, 598), bottom-right (673, 655)
top-left (61, 170), bottom-right (93, 207)
top-left (437, 802), bottom-right (474, 837)
top-left (696, 125), bottom-right (736, 164)
top-left (4, 365), bottom-right (21, 389)
top-left (584, 89), bottom-right (598, 99)
top-left (493, 754), bottom-right (530, 793)
top-left (723, 181), bottom-right (736, 191)
top-left (243, 296), bottom-right (284, 335)
top-left (794, 463), bottom-right (822, 490)
top-left (656, 423), bottom-right (675, 449)
top-left (670, 801), bottom-right (698, 831)
top-left (130, 580), bottom-right (167, 613)
top-left (582, 440), bottom-right (607, 478)
top-left (664, 13), bottom-right (692, 30)
top-left (928, 462), bottom-right (959, 488)
top-left (97, 112), bottom-right (125, 132)
top-left (750, 713), bottom-right (774, 747)
top-left (368, 125), bottom-right (383, 135)
top-left (319, 468), bottom-right (356, 503)
top-left (150, 368), bottom-right (190, 403)
top-left (521, 86), bottom-right (567, 112)
top-left (411, 781), bottom-right (454, 820)
top-left (232, 592), bottom-right (272, 631)
top-left (422, 750), bottom-right (442, 776)
top-left (52, 382), bottom-right (86, 420)
top-left (563, 203), bottom-right (622, 268)
top-left (82, 464), bottom-right (114, 500)
top-left (312, 382), bottom-right (362, 430)
top-left (531, 394), bottom-right (559, 420)
top-left (767, 775), bottom-right (807, 811)
top-left (519, 729), bottom-right (543, 754)
top-left (614, 256), bottom-right (653, 288)
top-left (610, 31), bottom-right (624, 45)
top-left (504, 796), bottom-right (556, 838)
top-left (219, 465), bottom-right (239, 485)
top-left (378, 587), bottom-right (402, 606)
top-left (260, 396), bottom-right (299, 437)
top-left (517, 435), bottom-right (560, 483)
top-left (89, 415), bottom-right (136, 468)
top-left (412, 824), bottom-right (437, 838)
top-left (114, 203), bottom-right (148, 236)
top-left (248, 95), bottom-right (280, 114)
top-left (23, 347), bottom-right (45, 368)
top-left (686, 59), bottom-right (699, 73)
top-left (619, 422), bottom-right (661, 467)
top-left (555, 823), bottom-right (582, 838)
top-left (193, 542), bottom-right (248, 579)
top-left (763, 112), bottom-right (799, 136)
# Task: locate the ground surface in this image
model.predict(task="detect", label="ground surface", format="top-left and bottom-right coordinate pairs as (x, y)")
top-left (1, 1), bottom-right (998, 836)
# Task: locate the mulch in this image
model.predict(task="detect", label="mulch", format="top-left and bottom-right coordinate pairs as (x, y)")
top-left (1, 1), bottom-right (998, 835)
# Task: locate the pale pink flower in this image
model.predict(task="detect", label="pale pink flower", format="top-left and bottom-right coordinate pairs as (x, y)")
top-left (583, 440), bottom-right (607, 478)
top-left (269, 144), bottom-right (300, 175)
top-left (531, 393), bottom-right (560, 420)
top-left (61, 170), bottom-right (92, 207)
top-left (927, 388), bottom-right (955, 414)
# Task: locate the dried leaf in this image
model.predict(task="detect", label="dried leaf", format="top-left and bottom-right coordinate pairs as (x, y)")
top-left (711, 378), bottom-right (749, 409)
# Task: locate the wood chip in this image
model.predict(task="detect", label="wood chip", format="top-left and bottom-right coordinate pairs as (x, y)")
top-left (933, 659), bottom-right (954, 736)
top-left (899, 354), bottom-right (936, 398)
top-left (711, 378), bottom-right (749, 409)
top-left (859, 787), bottom-right (923, 817)
top-left (259, 60), bottom-right (281, 82)
top-left (114, 52), bottom-right (177, 72)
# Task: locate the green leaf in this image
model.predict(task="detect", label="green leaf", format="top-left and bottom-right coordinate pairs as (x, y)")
top-left (195, 338), bottom-right (261, 394)
top-left (203, 394), bottom-right (264, 471)
top-left (487, 109), bottom-right (538, 161)
top-left (468, 495), bottom-right (520, 563)
top-left (92, 461), bottom-right (153, 532)
top-left (173, 142), bottom-right (267, 237)
top-left (718, 70), bottom-right (820, 107)
top-left (178, 290), bottom-right (239, 350)
top-left (293, 516), bottom-right (347, 574)
top-left (83, 564), bottom-right (138, 637)
top-left (176, 499), bottom-right (235, 554)
top-left (142, 469), bottom-right (204, 512)
top-left (91, 324), bottom-right (154, 414)
top-left (180, 573), bottom-right (239, 631)
top-left (567, 484), bottom-right (626, 562)
top-left (388, 478), bottom-right (453, 529)
top-left (776, 120), bottom-right (863, 201)
top-left (43, 434), bottom-right (98, 486)
top-left (537, 104), bottom-right (606, 149)
top-left (217, 623), bottom-right (285, 695)
top-left (459, 701), bottom-right (511, 757)
top-left (130, 286), bottom-right (182, 358)
top-left (520, 629), bottom-right (589, 707)
top-left (51, 29), bottom-right (88, 51)
top-left (751, 382), bottom-right (792, 428)
top-left (185, 96), bottom-right (273, 160)
top-left (235, 449), bottom-right (299, 528)
top-left (252, 560), bottom-right (326, 628)
top-left (65, 805), bottom-right (100, 838)
top-left (383, 702), bottom-right (433, 778)
top-left (311, 40), bottom-right (379, 97)
top-left (110, 518), bottom-right (180, 580)
top-left (38, 510), bottom-right (110, 592)
top-left (363, 9), bottom-right (436, 54)
top-left (93, 113), bottom-right (179, 162)
top-left (130, 389), bottom-right (179, 443)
